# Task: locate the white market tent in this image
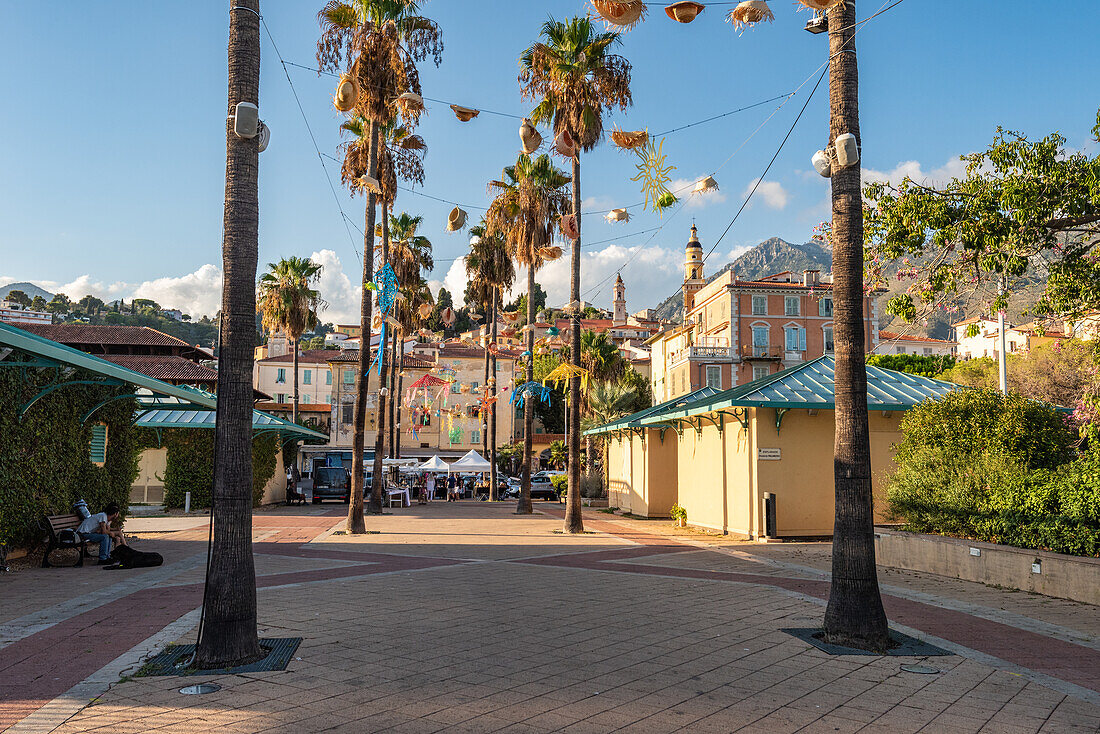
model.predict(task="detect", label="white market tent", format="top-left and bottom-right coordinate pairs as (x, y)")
top-left (417, 456), bottom-right (449, 472)
top-left (449, 450), bottom-right (491, 472)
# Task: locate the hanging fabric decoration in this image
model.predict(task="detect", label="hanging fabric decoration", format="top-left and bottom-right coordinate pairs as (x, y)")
top-left (447, 207), bottom-right (468, 232)
top-left (560, 214), bottom-right (579, 241)
top-left (417, 302), bottom-right (433, 319)
top-left (611, 128), bottom-right (648, 151)
top-left (664, 1), bottom-right (705, 22)
top-left (502, 310), bottom-right (521, 323)
top-left (519, 118), bottom-right (542, 154)
top-left (368, 263), bottom-right (398, 375)
top-left (797, 0), bottom-right (843, 10)
top-left (727, 1), bottom-right (775, 32)
top-left (693, 176), bottom-right (719, 195)
top-left (554, 129), bottom-right (578, 159)
top-left (333, 73), bottom-right (359, 112)
top-left (631, 137), bottom-right (677, 214)
top-left (590, 0), bottom-right (647, 30)
top-left (538, 245), bottom-right (564, 261)
top-left (542, 362), bottom-right (591, 392)
top-left (358, 175), bottom-right (382, 194)
top-left (605, 208), bottom-right (631, 224)
top-left (511, 381), bottom-right (552, 408)
top-left (546, 326), bottom-right (560, 336)
top-left (396, 92), bottom-right (424, 114)
top-left (440, 306), bottom-right (457, 327)
top-left (450, 105), bottom-right (480, 122)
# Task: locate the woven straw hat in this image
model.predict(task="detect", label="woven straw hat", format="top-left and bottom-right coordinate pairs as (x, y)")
top-left (611, 128), bottom-right (648, 151)
top-left (450, 105), bottom-right (480, 122)
top-left (440, 307), bottom-right (456, 327)
top-left (664, 1), bottom-right (705, 23)
top-left (727, 0), bottom-right (774, 31)
top-left (519, 118), bottom-right (542, 154)
top-left (502, 310), bottom-right (520, 324)
top-left (693, 176), bottom-right (719, 194)
top-left (605, 208), bottom-right (631, 223)
top-left (396, 92), bottom-right (424, 114)
top-left (417, 302), bottom-right (433, 319)
top-left (560, 214), bottom-right (579, 241)
top-left (554, 129), bottom-right (578, 159)
top-left (590, 0), bottom-right (647, 30)
top-left (333, 73), bottom-right (359, 112)
top-left (447, 207), bottom-right (468, 232)
top-left (538, 246), bottom-right (564, 261)
top-left (358, 175), bottom-right (381, 194)
top-left (798, 0), bottom-right (843, 10)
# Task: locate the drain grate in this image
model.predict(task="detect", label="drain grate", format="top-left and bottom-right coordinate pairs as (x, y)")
top-left (137, 638), bottom-right (302, 676)
top-left (782, 628), bottom-right (951, 656)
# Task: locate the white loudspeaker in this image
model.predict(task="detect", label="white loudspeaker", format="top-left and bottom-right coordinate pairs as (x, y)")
top-left (256, 121), bottom-right (270, 152)
top-left (835, 133), bottom-right (860, 168)
top-left (233, 102), bottom-right (259, 138)
top-left (812, 149), bottom-right (832, 178)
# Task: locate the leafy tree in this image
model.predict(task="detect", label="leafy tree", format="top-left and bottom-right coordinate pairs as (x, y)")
top-left (46, 293), bottom-right (71, 315)
top-left (132, 298), bottom-right (160, 313)
top-left (77, 294), bottom-right (106, 316)
top-left (581, 379), bottom-right (637, 494)
top-left (507, 281), bottom-right (547, 322)
top-left (5, 290), bottom-right (30, 307)
top-left (30, 295), bottom-right (47, 310)
top-left (865, 109), bottom-right (1100, 328)
top-left (865, 353), bottom-right (956, 378)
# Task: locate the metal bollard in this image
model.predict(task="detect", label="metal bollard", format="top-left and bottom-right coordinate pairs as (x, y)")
top-left (185, 491), bottom-right (191, 514)
top-left (763, 492), bottom-right (777, 538)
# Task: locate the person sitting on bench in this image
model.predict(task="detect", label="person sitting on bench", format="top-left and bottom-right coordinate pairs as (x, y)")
top-left (78, 503), bottom-right (127, 564)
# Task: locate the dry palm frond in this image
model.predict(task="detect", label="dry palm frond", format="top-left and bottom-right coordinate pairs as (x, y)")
top-left (333, 73), bottom-right (359, 112)
top-left (797, 0), bottom-right (843, 10)
top-left (560, 214), bottom-right (579, 240)
top-left (589, 0), bottom-right (647, 30)
top-left (664, 1), bottom-right (705, 23)
top-left (727, 1), bottom-right (775, 32)
top-left (450, 105), bottom-right (480, 122)
top-left (447, 207), bottom-right (468, 232)
top-left (611, 128), bottom-right (648, 151)
top-left (519, 118), bottom-right (542, 154)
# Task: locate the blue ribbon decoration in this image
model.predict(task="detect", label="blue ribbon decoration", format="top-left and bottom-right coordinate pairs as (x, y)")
top-left (369, 263), bottom-right (399, 376)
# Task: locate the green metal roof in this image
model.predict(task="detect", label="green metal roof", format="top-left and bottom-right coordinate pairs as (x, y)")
top-left (0, 321), bottom-right (216, 409)
top-left (640, 356), bottom-right (960, 425)
top-left (135, 405), bottom-right (329, 440)
top-left (583, 385), bottom-right (724, 437)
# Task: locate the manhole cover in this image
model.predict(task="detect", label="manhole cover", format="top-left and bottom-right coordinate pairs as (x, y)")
top-left (900, 665), bottom-right (940, 675)
top-left (179, 684), bottom-right (221, 695)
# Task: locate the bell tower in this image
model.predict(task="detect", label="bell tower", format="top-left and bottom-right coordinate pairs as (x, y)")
top-left (683, 223), bottom-right (705, 317)
top-left (612, 273), bottom-right (627, 325)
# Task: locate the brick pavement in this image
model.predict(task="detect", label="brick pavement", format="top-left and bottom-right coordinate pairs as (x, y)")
top-left (2, 502), bottom-right (1099, 733)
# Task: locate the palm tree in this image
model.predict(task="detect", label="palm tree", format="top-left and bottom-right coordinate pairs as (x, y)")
top-left (467, 221), bottom-right (516, 500)
top-left (520, 16), bottom-right (632, 533)
top-left (319, 0), bottom-right (438, 529)
top-left (822, 0), bottom-right (890, 651)
top-left (258, 257), bottom-right (324, 424)
top-left (581, 380), bottom-right (636, 500)
top-left (194, 0), bottom-right (262, 669)
top-left (485, 153), bottom-right (571, 513)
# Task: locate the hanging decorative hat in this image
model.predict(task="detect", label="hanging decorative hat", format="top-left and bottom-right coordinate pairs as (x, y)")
top-left (611, 129), bottom-right (648, 151)
top-left (417, 302), bottom-right (433, 319)
top-left (664, 1), bottom-right (705, 22)
top-left (372, 313), bottom-right (384, 330)
top-left (447, 207), bottom-right (468, 232)
top-left (797, 0), bottom-right (843, 10)
top-left (554, 129), bottom-right (578, 159)
top-left (590, 0), bottom-right (647, 30)
top-left (693, 176), bottom-right (719, 194)
top-left (418, 327), bottom-right (432, 337)
top-left (333, 73), bottom-right (359, 112)
top-left (605, 208), bottom-right (631, 224)
top-left (502, 310), bottom-right (521, 323)
top-left (502, 327), bottom-right (517, 338)
top-left (547, 326), bottom-right (561, 336)
top-left (538, 245), bottom-right (564, 261)
top-left (460, 383), bottom-right (471, 394)
top-left (727, 1), bottom-right (775, 32)
top-left (450, 105), bottom-right (480, 122)
top-left (560, 214), bottom-right (579, 241)
top-left (519, 118), bottom-right (542, 154)
top-left (358, 175), bottom-right (382, 194)
top-left (396, 91), bottom-right (424, 114)
top-left (470, 312), bottom-right (482, 321)
top-left (441, 307), bottom-right (457, 327)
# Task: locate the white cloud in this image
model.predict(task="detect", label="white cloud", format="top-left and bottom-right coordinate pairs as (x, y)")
top-left (524, 243), bottom-right (685, 312)
top-left (309, 249), bottom-right (359, 325)
top-left (426, 257), bottom-right (471, 307)
top-left (862, 156), bottom-right (968, 188)
top-left (741, 178), bottom-right (789, 210)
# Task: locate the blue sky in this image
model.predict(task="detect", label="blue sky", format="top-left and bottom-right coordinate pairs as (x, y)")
top-left (1, 1), bottom-right (1098, 322)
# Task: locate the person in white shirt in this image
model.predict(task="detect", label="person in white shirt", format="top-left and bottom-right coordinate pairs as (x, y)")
top-left (77, 503), bottom-right (128, 564)
top-left (424, 473), bottom-right (435, 503)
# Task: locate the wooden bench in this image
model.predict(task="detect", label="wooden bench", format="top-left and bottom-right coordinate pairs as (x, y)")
top-left (41, 513), bottom-right (89, 568)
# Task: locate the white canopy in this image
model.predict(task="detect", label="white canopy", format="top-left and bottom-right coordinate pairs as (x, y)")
top-left (417, 455), bottom-right (449, 472)
top-left (383, 458), bottom-right (418, 466)
top-left (449, 450), bottom-right (491, 472)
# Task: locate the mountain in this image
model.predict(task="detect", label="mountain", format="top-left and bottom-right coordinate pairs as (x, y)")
top-left (0, 282), bottom-right (54, 303)
top-left (653, 237), bottom-right (832, 322)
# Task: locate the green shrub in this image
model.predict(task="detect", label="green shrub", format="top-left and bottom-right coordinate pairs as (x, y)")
top-left (886, 389), bottom-right (1099, 556)
top-left (670, 504), bottom-right (687, 521)
top-left (580, 475), bottom-right (604, 498)
top-left (866, 353), bottom-right (956, 378)
top-left (162, 430), bottom-right (279, 509)
top-left (550, 475), bottom-right (568, 494)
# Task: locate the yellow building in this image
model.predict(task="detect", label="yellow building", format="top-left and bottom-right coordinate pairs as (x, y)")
top-left (591, 357), bottom-right (958, 538)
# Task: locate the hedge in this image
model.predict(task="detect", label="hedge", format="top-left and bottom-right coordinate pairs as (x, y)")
top-left (0, 354), bottom-right (145, 548)
top-left (162, 429), bottom-right (279, 509)
top-left (886, 389), bottom-right (1099, 556)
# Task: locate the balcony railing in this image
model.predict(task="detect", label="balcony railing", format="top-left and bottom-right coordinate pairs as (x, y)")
top-left (689, 346), bottom-right (732, 359)
top-left (742, 345), bottom-right (783, 360)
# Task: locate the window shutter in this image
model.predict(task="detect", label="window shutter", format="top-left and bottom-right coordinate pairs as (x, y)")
top-left (800, 328), bottom-right (807, 351)
top-left (90, 423), bottom-right (108, 466)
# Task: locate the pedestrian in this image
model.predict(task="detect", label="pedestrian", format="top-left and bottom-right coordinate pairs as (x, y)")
top-left (424, 472), bottom-right (435, 503)
top-left (447, 473), bottom-right (458, 502)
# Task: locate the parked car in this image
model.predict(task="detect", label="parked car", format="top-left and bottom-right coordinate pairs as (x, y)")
top-left (310, 466), bottom-right (360, 503)
top-left (529, 473), bottom-right (558, 501)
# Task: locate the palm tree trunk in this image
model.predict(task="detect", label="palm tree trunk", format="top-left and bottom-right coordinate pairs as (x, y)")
top-left (195, 0), bottom-right (262, 668)
top-left (482, 301), bottom-right (490, 462)
top-left (291, 339), bottom-right (299, 424)
top-left (517, 266), bottom-right (535, 514)
top-left (489, 291), bottom-right (498, 501)
top-left (369, 202), bottom-right (390, 514)
top-left (395, 348), bottom-right (404, 460)
top-left (564, 153), bottom-right (584, 533)
top-left (347, 121), bottom-right (381, 533)
top-left (823, 0), bottom-right (889, 651)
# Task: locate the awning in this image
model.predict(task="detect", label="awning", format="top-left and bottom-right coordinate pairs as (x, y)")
top-left (449, 450), bottom-right (491, 472)
top-left (583, 385), bottom-right (723, 437)
top-left (417, 456), bottom-right (449, 471)
top-left (135, 405), bottom-right (329, 441)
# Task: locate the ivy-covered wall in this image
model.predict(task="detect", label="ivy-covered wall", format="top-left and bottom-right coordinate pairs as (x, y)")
top-left (0, 355), bottom-right (145, 548)
top-left (161, 430), bottom-right (279, 509)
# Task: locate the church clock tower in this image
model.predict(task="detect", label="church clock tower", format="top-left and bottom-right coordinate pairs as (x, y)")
top-left (683, 223), bottom-right (705, 318)
top-left (612, 273), bottom-right (627, 325)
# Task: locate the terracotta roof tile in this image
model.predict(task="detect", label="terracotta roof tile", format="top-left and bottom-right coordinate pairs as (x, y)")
top-left (879, 331), bottom-right (957, 345)
top-left (100, 355), bottom-right (219, 381)
top-left (12, 323), bottom-right (212, 355)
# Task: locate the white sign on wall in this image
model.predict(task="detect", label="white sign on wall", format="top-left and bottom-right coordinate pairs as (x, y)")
top-left (758, 448), bottom-right (781, 461)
